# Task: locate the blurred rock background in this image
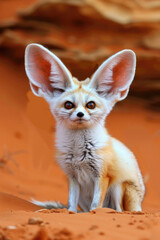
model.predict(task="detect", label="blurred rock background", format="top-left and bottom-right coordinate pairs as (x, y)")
top-left (0, 0), bottom-right (160, 109)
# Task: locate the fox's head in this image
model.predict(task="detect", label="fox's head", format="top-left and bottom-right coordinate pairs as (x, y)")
top-left (25, 44), bottom-right (136, 129)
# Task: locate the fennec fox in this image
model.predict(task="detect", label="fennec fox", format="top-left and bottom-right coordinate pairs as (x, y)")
top-left (25, 44), bottom-right (145, 212)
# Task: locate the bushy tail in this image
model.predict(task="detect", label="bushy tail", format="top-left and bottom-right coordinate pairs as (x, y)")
top-left (31, 199), bottom-right (67, 209)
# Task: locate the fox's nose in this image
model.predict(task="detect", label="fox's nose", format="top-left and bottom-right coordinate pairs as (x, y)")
top-left (77, 112), bottom-right (84, 118)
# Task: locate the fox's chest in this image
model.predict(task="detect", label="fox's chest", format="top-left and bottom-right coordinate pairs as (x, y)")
top-left (56, 127), bottom-right (110, 183)
top-left (65, 140), bottom-right (95, 163)
top-left (57, 140), bottom-right (102, 182)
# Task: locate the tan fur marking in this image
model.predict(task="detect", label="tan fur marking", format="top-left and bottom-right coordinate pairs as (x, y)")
top-left (72, 77), bottom-right (80, 86)
top-left (95, 140), bottom-right (117, 208)
top-left (81, 78), bottom-right (91, 85)
top-left (99, 177), bottom-right (109, 208)
top-left (123, 181), bottom-right (141, 211)
top-left (97, 140), bottom-right (115, 180)
top-left (85, 106), bottom-right (90, 114)
top-left (64, 86), bottom-right (96, 98)
top-left (96, 139), bottom-right (127, 210)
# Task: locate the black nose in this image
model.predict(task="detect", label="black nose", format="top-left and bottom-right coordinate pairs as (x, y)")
top-left (77, 112), bottom-right (84, 118)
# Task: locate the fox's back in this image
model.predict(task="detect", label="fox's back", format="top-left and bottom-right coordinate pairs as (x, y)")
top-left (109, 138), bottom-right (144, 187)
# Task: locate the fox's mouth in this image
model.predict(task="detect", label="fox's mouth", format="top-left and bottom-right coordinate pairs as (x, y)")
top-left (73, 119), bottom-right (87, 123)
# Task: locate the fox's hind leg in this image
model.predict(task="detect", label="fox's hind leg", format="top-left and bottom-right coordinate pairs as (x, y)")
top-left (123, 181), bottom-right (145, 211)
top-left (103, 184), bottom-right (123, 211)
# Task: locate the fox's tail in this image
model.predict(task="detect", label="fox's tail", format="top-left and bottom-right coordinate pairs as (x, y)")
top-left (31, 199), bottom-right (67, 209)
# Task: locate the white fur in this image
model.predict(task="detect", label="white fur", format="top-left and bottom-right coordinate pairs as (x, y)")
top-left (31, 199), bottom-right (66, 209)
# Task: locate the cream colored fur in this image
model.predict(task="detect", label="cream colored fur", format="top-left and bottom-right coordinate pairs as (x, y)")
top-left (25, 44), bottom-right (145, 212)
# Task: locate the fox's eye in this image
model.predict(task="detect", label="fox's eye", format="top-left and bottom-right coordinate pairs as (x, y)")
top-left (64, 101), bottom-right (74, 109)
top-left (86, 101), bottom-right (96, 109)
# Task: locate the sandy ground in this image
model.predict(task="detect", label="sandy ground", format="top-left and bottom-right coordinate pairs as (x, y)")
top-left (0, 53), bottom-right (160, 240)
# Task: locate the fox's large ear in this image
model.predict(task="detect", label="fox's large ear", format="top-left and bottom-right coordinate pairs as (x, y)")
top-left (25, 44), bottom-right (73, 100)
top-left (89, 50), bottom-right (136, 101)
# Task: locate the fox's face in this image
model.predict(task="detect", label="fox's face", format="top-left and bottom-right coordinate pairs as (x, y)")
top-left (49, 77), bottom-right (110, 129)
top-left (25, 44), bottom-right (136, 129)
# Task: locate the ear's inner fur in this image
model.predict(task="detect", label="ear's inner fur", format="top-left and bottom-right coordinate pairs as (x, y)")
top-left (25, 44), bottom-right (73, 98)
top-left (89, 50), bottom-right (136, 101)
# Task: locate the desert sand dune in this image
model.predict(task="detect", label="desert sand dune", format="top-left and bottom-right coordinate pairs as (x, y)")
top-left (0, 192), bottom-right (40, 212)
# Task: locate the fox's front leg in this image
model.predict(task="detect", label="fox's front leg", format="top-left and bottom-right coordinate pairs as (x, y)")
top-left (68, 177), bottom-right (80, 212)
top-left (90, 177), bottom-right (109, 211)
